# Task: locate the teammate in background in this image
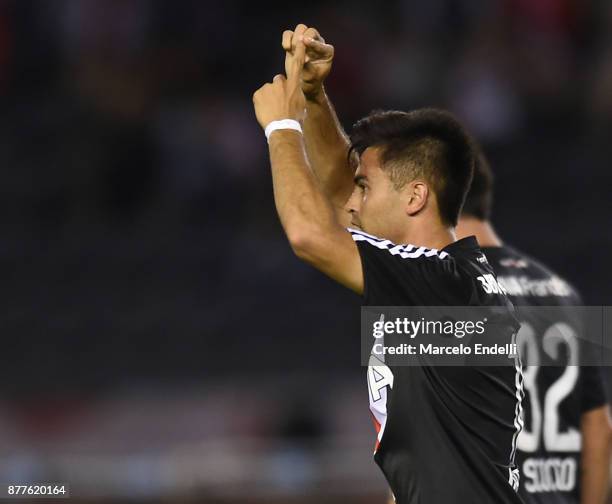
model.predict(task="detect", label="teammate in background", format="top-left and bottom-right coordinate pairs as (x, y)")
top-left (456, 149), bottom-right (612, 504)
top-left (258, 25), bottom-right (524, 503)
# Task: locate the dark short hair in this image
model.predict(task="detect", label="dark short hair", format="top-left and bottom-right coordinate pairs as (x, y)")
top-left (349, 108), bottom-right (474, 226)
top-left (462, 142), bottom-right (494, 220)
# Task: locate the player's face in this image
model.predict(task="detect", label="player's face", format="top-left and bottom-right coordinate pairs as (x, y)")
top-left (345, 147), bottom-right (410, 243)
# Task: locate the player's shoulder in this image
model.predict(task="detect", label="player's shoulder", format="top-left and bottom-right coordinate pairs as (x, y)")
top-left (482, 244), bottom-right (581, 303)
top-left (347, 227), bottom-right (452, 263)
top-left (347, 227), bottom-right (462, 294)
top-left (347, 229), bottom-right (487, 292)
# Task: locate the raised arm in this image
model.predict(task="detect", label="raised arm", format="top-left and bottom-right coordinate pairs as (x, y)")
top-left (581, 404), bottom-right (612, 504)
top-left (252, 39), bottom-right (363, 294)
top-left (282, 25), bottom-right (355, 215)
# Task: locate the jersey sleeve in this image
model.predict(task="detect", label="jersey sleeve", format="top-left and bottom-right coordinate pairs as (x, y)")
top-left (581, 366), bottom-right (608, 413)
top-left (347, 228), bottom-right (452, 304)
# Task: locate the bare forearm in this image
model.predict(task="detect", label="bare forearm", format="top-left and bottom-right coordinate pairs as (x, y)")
top-left (581, 444), bottom-right (610, 504)
top-left (268, 130), bottom-right (339, 245)
top-left (304, 88), bottom-right (354, 208)
top-left (581, 406), bottom-right (612, 504)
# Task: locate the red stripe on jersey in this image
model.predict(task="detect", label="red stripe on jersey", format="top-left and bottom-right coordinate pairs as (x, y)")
top-left (371, 412), bottom-right (382, 452)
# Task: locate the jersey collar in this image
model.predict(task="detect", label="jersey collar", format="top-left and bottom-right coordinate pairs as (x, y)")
top-left (441, 235), bottom-right (480, 254)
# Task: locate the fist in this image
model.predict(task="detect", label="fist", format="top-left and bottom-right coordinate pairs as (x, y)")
top-left (282, 24), bottom-right (334, 99)
top-left (253, 40), bottom-right (307, 130)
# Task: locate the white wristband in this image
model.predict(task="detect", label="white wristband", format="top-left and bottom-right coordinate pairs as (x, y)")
top-left (265, 119), bottom-right (303, 143)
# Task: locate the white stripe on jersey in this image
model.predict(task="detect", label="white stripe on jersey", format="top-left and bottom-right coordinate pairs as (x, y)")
top-left (508, 332), bottom-right (525, 491)
top-left (509, 467), bottom-right (520, 491)
top-left (347, 228), bottom-right (449, 260)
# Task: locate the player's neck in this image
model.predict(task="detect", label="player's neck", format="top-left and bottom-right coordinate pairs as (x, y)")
top-left (455, 217), bottom-right (502, 248)
top-left (401, 224), bottom-right (457, 251)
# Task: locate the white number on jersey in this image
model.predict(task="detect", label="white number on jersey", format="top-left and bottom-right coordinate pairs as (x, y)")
top-left (517, 322), bottom-right (581, 453)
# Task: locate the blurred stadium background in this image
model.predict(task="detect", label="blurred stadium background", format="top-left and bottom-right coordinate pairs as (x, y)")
top-left (0, 0), bottom-right (611, 502)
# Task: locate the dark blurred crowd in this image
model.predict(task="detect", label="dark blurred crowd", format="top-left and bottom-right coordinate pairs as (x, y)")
top-left (1, 0), bottom-right (611, 395)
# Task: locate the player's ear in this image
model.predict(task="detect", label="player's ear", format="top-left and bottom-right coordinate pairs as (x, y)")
top-left (405, 181), bottom-right (428, 217)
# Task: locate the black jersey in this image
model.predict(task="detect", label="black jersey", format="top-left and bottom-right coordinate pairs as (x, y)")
top-left (349, 228), bottom-right (525, 504)
top-left (482, 245), bottom-right (607, 504)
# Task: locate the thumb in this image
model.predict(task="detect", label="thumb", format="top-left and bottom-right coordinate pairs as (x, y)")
top-left (304, 37), bottom-right (334, 59)
top-left (273, 73), bottom-right (286, 87)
